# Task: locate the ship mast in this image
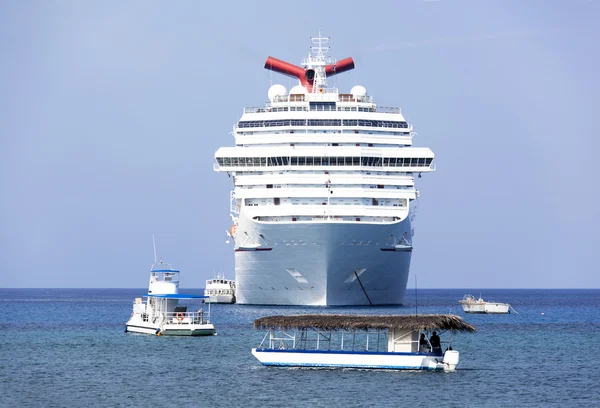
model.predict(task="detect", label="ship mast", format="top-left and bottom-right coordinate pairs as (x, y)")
top-left (304, 32), bottom-right (332, 93)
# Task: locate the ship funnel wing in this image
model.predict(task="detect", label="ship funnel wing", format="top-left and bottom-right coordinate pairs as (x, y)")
top-left (264, 57), bottom-right (309, 85)
top-left (325, 57), bottom-right (355, 77)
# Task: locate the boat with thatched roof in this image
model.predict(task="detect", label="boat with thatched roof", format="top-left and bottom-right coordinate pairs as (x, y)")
top-left (252, 314), bottom-right (476, 372)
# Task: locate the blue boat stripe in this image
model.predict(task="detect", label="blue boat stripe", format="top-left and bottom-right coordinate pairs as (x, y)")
top-left (255, 348), bottom-right (435, 357)
top-left (260, 362), bottom-right (437, 370)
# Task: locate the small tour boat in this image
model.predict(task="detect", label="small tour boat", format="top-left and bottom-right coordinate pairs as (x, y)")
top-left (251, 314), bottom-right (476, 372)
top-left (204, 274), bottom-right (236, 304)
top-left (459, 294), bottom-right (512, 314)
top-left (125, 259), bottom-right (216, 336)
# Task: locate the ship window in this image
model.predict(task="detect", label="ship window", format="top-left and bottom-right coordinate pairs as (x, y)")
top-left (310, 102), bottom-right (336, 111)
top-left (308, 119), bottom-right (341, 126)
top-left (426, 158), bottom-right (433, 166)
top-left (411, 158), bottom-right (418, 166)
top-left (418, 158), bottom-right (426, 166)
top-left (267, 184), bottom-right (273, 189)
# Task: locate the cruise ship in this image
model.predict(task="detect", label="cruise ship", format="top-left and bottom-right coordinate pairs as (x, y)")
top-left (214, 35), bottom-right (435, 306)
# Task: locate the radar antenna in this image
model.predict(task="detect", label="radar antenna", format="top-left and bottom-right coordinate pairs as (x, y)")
top-left (152, 234), bottom-right (158, 263)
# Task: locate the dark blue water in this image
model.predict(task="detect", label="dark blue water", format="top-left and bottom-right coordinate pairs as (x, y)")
top-left (1, 289), bottom-right (598, 407)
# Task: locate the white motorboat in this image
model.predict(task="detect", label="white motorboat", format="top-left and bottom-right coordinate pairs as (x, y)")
top-left (204, 274), bottom-right (236, 304)
top-left (125, 259), bottom-right (216, 336)
top-left (459, 294), bottom-right (511, 314)
top-left (251, 314), bottom-right (476, 372)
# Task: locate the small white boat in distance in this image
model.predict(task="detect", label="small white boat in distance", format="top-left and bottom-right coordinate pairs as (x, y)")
top-left (125, 259), bottom-right (216, 336)
top-left (459, 294), bottom-right (511, 314)
top-left (252, 314), bottom-right (476, 372)
top-left (204, 274), bottom-right (236, 304)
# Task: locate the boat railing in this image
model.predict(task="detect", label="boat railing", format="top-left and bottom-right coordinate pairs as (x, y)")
top-left (258, 328), bottom-right (393, 353)
top-left (164, 310), bottom-right (209, 325)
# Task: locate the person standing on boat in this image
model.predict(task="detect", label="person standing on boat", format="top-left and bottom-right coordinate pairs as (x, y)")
top-left (430, 331), bottom-right (442, 354)
top-left (419, 333), bottom-right (430, 351)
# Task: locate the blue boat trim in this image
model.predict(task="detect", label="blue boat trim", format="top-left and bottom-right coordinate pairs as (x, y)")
top-left (254, 348), bottom-right (436, 357)
top-left (260, 362), bottom-right (437, 370)
top-left (235, 247), bottom-right (273, 252)
top-left (146, 294), bottom-right (208, 299)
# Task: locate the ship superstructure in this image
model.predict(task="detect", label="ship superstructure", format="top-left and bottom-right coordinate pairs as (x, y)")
top-left (214, 35), bottom-right (435, 305)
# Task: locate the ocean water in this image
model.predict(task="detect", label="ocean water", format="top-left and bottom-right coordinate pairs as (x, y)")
top-left (1, 288), bottom-right (598, 407)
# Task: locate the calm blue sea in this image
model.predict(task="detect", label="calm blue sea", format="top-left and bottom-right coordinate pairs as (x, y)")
top-left (1, 288), bottom-right (598, 407)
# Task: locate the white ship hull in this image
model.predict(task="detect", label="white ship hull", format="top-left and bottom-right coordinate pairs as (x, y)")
top-left (234, 214), bottom-right (412, 306)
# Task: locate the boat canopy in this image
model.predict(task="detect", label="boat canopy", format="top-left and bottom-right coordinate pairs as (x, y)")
top-left (147, 294), bottom-right (208, 299)
top-left (254, 314), bottom-right (476, 333)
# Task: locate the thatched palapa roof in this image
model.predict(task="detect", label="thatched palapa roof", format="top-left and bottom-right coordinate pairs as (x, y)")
top-left (254, 314), bottom-right (476, 332)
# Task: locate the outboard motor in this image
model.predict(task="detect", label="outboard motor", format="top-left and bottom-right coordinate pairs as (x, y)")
top-left (443, 350), bottom-right (460, 372)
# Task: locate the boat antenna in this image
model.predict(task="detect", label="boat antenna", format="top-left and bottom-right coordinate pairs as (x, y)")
top-left (415, 274), bottom-right (418, 316)
top-left (152, 234), bottom-right (158, 263)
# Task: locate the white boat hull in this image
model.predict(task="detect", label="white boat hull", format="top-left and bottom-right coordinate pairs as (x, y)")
top-left (234, 215), bottom-right (412, 306)
top-left (252, 349), bottom-right (459, 371)
top-left (483, 303), bottom-right (510, 314)
top-left (460, 302), bottom-right (510, 314)
top-left (206, 295), bottom-right (235, 304)
top-left (126, 317), bottom-right (216, 336)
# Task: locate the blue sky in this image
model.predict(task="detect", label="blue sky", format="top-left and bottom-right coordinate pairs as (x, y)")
top-left (1, 0), bottom-right (598, 289)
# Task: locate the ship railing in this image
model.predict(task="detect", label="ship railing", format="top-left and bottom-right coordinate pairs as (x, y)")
top-left (316, 87), bottom-right (339, 94)
top-left (376, 106), bottom-right (402, 114)
top-left (243, 103), bottom-right (400, 115)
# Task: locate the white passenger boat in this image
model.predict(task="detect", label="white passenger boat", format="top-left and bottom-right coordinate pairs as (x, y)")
top-left (125, 259), bottom-right (215, 336)
top-left (251, 314), bottom-right (476, 372)
top-left (204, 274), bottom-right (236, 304)
top-left (459, 294), bottom-right (511, 314)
